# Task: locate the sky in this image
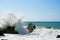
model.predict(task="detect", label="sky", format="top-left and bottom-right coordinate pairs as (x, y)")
top-left (0, 0), bottom-right (60, 21)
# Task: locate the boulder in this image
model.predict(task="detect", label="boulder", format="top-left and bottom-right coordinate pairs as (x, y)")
top-left (56, 35), bottom-right (60, 38)
top-left (2, 25), bottom-right (18, 34)
top-left (27, 23), bottom-right (36, 33)
top-left (46, 27), bottom-right (51, 29)
top-left (0, 28), bottom-right (4, 36)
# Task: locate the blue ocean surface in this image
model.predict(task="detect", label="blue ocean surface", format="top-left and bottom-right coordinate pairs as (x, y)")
top-left (23, 22), bottom-right (60, 29)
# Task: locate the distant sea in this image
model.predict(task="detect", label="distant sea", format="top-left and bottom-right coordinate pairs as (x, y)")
top-left (23, 22), bottom-right (60, 29)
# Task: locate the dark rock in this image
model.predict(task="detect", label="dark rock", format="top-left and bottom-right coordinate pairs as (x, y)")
top-left (0, 28), bottom-right (5, 36)
top-left (56, 35), bottom-right (60, 38)
top-left (27, 23), bottom-right (36, 33)
top-left (2, 25), bottom-right (18, 34)
top-left (46, 27), bottom-right (51, 29)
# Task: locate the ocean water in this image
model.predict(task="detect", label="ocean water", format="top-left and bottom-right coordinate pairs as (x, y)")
top-left (0, 13), bottom-right (60, 40)
top-left (23, 22), bottom-right (60, 29)
top-left (0, 28), bottom-right (60, 40)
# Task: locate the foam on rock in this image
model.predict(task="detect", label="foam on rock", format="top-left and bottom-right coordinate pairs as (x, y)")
top-left (0, 13), bottom-right (29, 34)
top-left (15, 19), bottom-right (29, 35)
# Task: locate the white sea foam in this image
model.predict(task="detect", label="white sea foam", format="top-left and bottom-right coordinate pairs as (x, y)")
top-left (0, 28), bottom-right (60, 40)
top-left (0, 21), bottom-right (60, 40)
top-left (0, 13), bottom-right (60, 40)
top-left (0, 13), bottom-right (29, 34)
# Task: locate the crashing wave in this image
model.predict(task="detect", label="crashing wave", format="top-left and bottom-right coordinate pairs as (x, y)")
top-left (0, 13), bottom-right (29, 34)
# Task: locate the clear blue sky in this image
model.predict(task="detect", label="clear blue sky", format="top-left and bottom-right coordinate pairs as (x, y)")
top-left (0, 0), bottom-right (60, 21)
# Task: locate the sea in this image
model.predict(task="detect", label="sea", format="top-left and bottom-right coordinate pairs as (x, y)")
top-left (23, 22), bottom-right (60, 29)
top-left (0, 13), bottom-right (60, 40)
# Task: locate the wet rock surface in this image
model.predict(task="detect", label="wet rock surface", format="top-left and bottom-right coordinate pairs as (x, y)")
top-left (0, 25), bottom-right (18, 36)
top-left (56, 35), bottom-right (60, 38)
top-left (0, 28), bottom-right (5, 36)
top-left (27, 23), bottom-right (36, 33)
top-left (46, 27), bottom-right (51, 29)
top-left (3, 25), bottom-right (18, 34)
